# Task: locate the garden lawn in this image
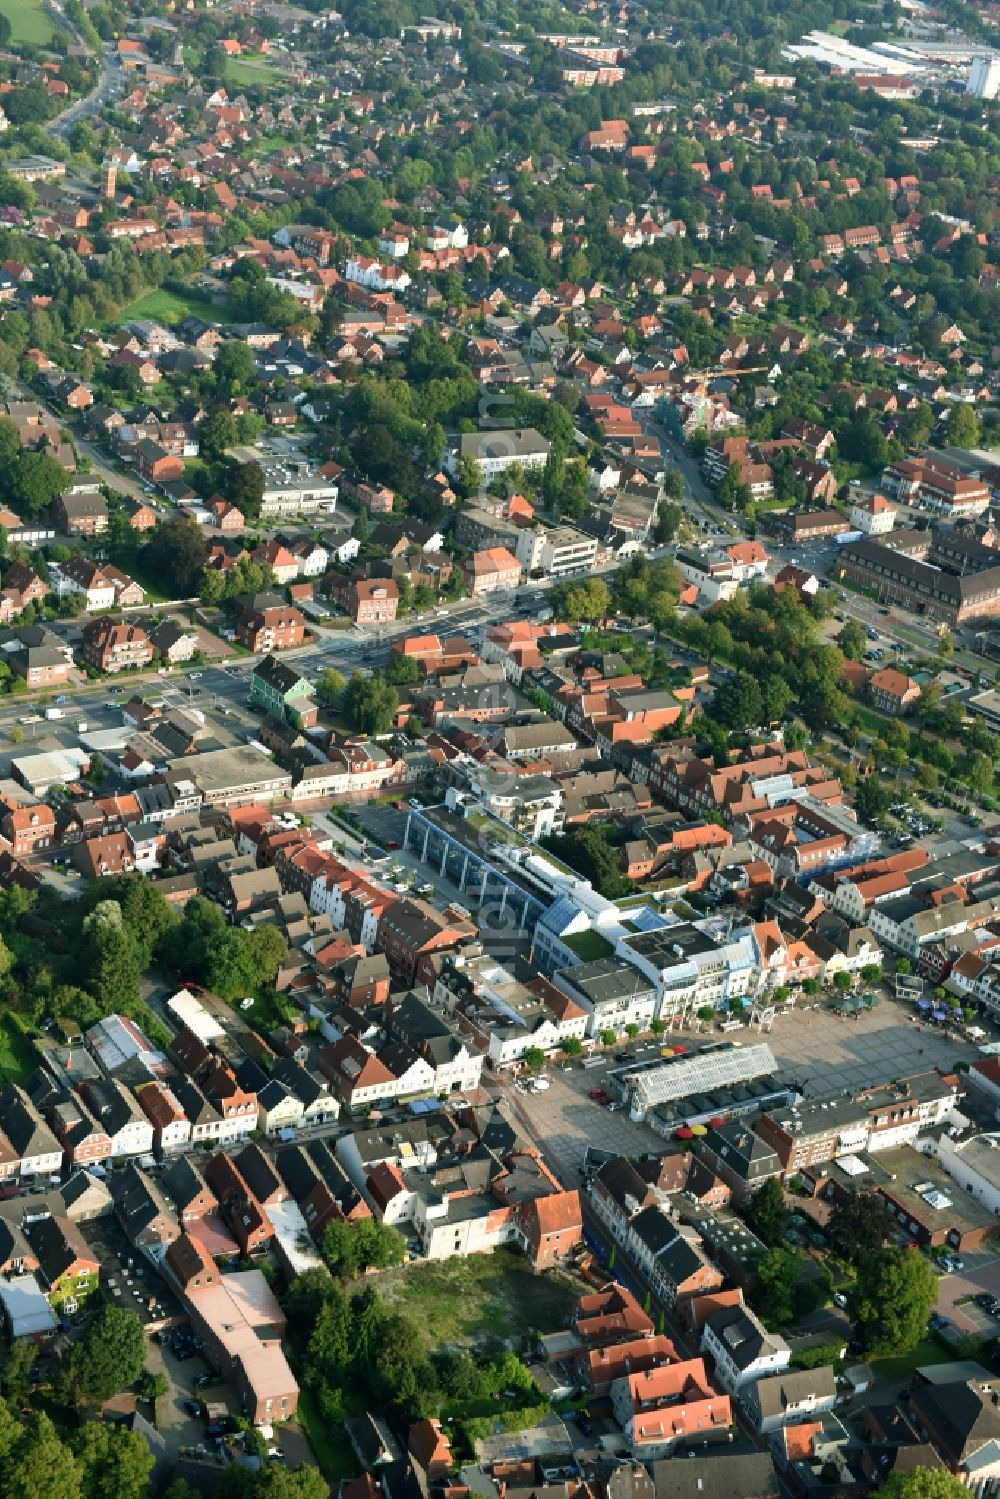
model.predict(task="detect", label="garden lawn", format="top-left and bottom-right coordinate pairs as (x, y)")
top-left (115, 287), bottom-right (232, 327)
top-left (0, 1015), bottom-right (36, 1085)
top-left (871, 1336), bottom-right (954, 1383)
top-left (0, 0), bottom-right (55, 45)
top-left (373, 1250), bottom-right (579, 1350)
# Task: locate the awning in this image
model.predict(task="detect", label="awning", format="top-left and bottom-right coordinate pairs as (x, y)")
top-left (675, 1126), bottom-right (695, 1140)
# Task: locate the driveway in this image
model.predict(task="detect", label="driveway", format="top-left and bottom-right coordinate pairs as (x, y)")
top-left (148, 1338), bottom-right (213, 1462)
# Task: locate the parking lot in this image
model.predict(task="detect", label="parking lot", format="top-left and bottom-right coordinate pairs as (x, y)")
top-left (934, 1251), bottom-right (1000, 1336)
top-left (502, 1059), bottom-right (665, 1185)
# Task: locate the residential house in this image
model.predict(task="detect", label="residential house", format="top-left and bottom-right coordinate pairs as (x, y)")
top-left (25, 1215), bottom-right (99, 1306)
top-left (55, 491), bottom-right (108, 537)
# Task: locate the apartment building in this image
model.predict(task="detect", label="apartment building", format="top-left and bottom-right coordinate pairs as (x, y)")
top-left (80, 618), bottom-right (153, 674)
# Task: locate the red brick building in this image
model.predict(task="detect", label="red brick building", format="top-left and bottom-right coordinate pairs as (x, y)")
top-left (237, 602), bottom-right (306, 652)
top-left (347, 578), bottom-right (399, 625)
top-left (1, 801), bottom-right (55, 855)
top-left (80, 617), bottom-right (153, 674)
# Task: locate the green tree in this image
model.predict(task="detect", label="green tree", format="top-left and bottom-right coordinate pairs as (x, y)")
top-left (854, 1246), bottom-right (937, 1356)
top-left (385, 653), bottom-right (421, 686)
top-left (305, 1287), bottom-right (352, 1383)
top-left (204, 930), bottom-right (260, 1002)
top-left (861, 964), bottom-right (882, 985)
top-left (827, 1193), bottom-right (891, 1267)
top-left (142, 517), bottom-right (209, 596)
top-left (855, 776), bottom-right (891, 825)
top-left (219, 1464), bottom-right (330, 1499)
top-left (116, 877), bottom-right (177, 970)
top-left (838, 620), bottom-right (867, 662)
top-left (4, 452), bottom-right (71, 519)
top-left (213, 341), bottom-right (258, 396)
top-left (600, 1028), bottom-right (616, 1047)
top-left (343, 673), bottom-right (399, 736)
top-left (59, 1305), bottom-right (144, 1406)
top-left (321, 1219), bottom-right (405, 1279)
top-left (284, 1266), bottom-right (340, 1332)
top-left (72, 1420), bottom-right (153, 1499)
top-left (833, 971), bottom-right (853, 993)
top-left (247, 924), bottom-right (289, 986)
top-left (85, 902), bottom-right (140, 1015)
top-left (747, 1177), bottom-right (790, 1247)
top-left (539, 826), bottom-right (628, 898)
top-left (562, 1036), bottom-right (583, 1056)
top-left (227, 460), bottom-right (265, 518)
top-left (4, 1413), bottom-right (80, 1499)
top-left (199, 408), bottom-right (239, 461)
top-left (711, 671), bottom-right (765, 732)
top-left (944, 405), bottom-right (981, 449)
top-left (550, 577), bottom-right (611, 623)
top-left (967, 751), bottom-right (995, 799)
top-left (874, 1472), bottom-right (970, 1499)
top-left (749, 1246), bottom-right (799, 1327)
top-left (316, 667), bottom-right (346, 709)
top-left (0, 1339), bottom-right (34, 1408)
top-left (523, 1047), bottom-right (546, 1071)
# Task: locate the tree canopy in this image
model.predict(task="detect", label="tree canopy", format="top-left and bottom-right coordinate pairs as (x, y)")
top-left (854, 1247), bottom-right (937, 1356)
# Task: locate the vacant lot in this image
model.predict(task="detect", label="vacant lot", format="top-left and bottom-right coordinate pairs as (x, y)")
top-left (0, 1016), bottom-right (35, 1085)
top-left (117, 287), bottom-right (231, 327)
top-left (375, 1251), bottom-right (579, 1350)
top-left (0, 0), bottom-right (55, 45)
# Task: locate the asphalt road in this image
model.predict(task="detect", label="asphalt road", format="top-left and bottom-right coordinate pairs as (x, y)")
top-left (49, 43), bottom-right (126, 141)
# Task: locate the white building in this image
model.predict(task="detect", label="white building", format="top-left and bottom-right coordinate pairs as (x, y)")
top-left (701, 1299), bottom-right (789, 1395)
top-left (378, 229), bottom-right (411, 259)
top-left (344, 254), bottom-right (411, 293)
top-left (747, 1367), bottom-right (838, 1435)
top-left (967, 55), bottom-right (1000, 99)
top-left (514, 522), bottom-right (597, 578)
top-left (465, 767), bottom-right (562, 840)
top-left (48, 562), bottom-right (115, 611)
top-left (674, 548), bottom-right (739, 604)
top-left (256, 1081), bottom-right (306, 1135)
top-left (425, 220), bottom-right (469, 251)
top-left (451, 428), bottom-right (551, 481)
top-left (849, 491), bottom-right (897, 535)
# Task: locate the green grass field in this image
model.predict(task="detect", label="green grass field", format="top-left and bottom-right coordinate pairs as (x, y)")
top-left (0, 1016), bottom-right (36, 1085)
top-left (224, 54), bottom-right (284, 88)
top-left (116, 287), bottom-right (232, 328)
top-left (374, 1251), bottom-right (579, 1350)
top-left (0, 0), bottom-right (55, 45)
